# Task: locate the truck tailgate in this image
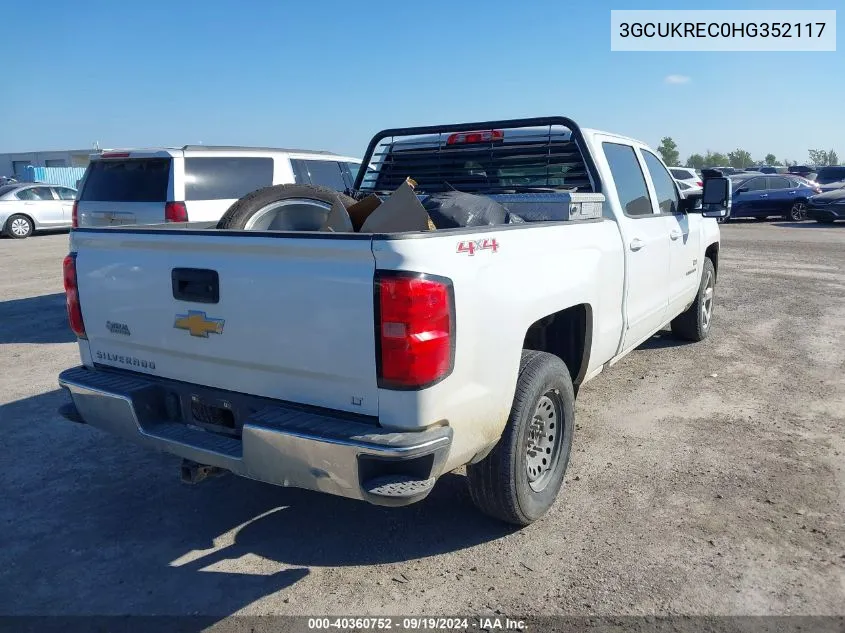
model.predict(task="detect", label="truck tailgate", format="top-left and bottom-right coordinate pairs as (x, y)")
top-left (72, 230), bottom-right (379, 416)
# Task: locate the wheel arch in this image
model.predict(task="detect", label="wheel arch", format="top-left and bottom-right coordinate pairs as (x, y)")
top-left (521, 303), bottom-right (593, 392)
top-left (4, 212), bottom-right (35, 235)
top-left (704, 242), bottom-right (719, 280)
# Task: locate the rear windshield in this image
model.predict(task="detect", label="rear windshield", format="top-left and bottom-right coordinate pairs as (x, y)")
top-left (361, 127), bottom-right (592, 194)
top-left (815, 166), bottom-right (845, 183)
top-left (80, 158), bottom-right (170, 202)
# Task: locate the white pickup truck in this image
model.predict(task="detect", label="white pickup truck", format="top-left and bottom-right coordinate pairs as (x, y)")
top-left (58, 117), bottom-right (730, 525)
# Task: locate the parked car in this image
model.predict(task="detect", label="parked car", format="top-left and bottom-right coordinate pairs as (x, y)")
top-left (814, 166), bottom-right (845, 192)
top-left (669, 167), bottom-right (702, 188)
top-left (0, 183), bottom-right (77, 238)
top-left (677, 180), bottom-right (702, 196)
top-left (728, 173), bottom-right (820, 221)
top-left (806, 188), bottom-right (845, 224)
top-left (747, 165), bottom-right (781, 174)
top-left (57, 116), bottom-right (723, 526)
top-left (74, 145), bottom-right (363, 228)
top-left (707, 166), bottom-right (747, 176)
top-left (788, 165), bottom-right (818, 178)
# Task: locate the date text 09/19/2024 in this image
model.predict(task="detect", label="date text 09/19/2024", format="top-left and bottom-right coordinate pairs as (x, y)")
top-left (307, 617), bottom-right (526, 630)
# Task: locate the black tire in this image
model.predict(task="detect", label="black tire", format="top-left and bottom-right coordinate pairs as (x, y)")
top-left (671, 257), bottom-right (716, 342)
top-left (467, 350), bottom-right (575, 526)
top-left (4, 214), bottom-right (33, 239)
top-left (216, 184), bottom-right (356, 231)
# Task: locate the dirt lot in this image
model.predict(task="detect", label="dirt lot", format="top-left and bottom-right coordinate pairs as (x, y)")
top-left (0, 223), bottom-right (843, 620)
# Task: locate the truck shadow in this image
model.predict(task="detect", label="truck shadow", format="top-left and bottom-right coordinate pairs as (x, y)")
top-left (0, 389), bottom-right (513, 621)
top-left (637, 330), bottom-right (684, 350)
top-left (0, 292), bottom-right (76, 343)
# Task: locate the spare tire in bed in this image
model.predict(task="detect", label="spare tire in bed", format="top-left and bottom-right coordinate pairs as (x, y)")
top-left (216, 184), bottom-right (357, 231)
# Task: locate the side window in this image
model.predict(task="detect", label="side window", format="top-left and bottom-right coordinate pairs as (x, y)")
top-left (767, 176), bottom-right (792, 190)
top-left (670, 168), bottom-right (689, 180)
top-left (15, 188), bottom-right (38, 201)
top-left (344, 162), bottom-right (362, 188)
top-left (743, 177), bottom-right (767, 191)
top-left (290, 159), bottom-right (310, 185)
top-left (641, 151), bottom-right (680, 215)
top-left (21, 187), bottom-right (55, 201)
top-left (602, 142), bottom-right (654, 217)
top-left (291, 159), bottom-right (347, 191)
top-left (55, 187), bottom-right (78, 200)
top-left (184, 157), bottom-right (273, 201)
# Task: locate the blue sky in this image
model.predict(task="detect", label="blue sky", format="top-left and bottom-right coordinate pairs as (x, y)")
top-left (1, 0), bottom-right (841, 164)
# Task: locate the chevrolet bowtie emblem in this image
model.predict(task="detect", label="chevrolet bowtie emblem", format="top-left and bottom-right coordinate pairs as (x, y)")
top-left (174, 310), bottom-right (225, 337)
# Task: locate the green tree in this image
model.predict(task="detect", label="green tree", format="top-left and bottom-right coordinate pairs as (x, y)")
top-left (808, 149), bottom-right (830, 166)
top-left (685, 153), bottom-right (705, 170)
top-left (704, 151), bottom-right (729, 167)
top-left (764, 153), bottom-right (779, 165)
top-left (728, 149), bottom-right (753, 169)
top-left (657, 137), bottom-right (680, 166)
top-left (829, 149), bottom-right (839, 166)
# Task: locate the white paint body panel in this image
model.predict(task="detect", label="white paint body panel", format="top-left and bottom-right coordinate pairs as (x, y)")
top-left (70, 127), bottom-right (720, 473)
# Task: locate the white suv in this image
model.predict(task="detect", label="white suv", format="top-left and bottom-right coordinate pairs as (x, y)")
top-left (669, 166), bottom-right (702, 189)
top-left (74, 146), bottom-right (362, 227)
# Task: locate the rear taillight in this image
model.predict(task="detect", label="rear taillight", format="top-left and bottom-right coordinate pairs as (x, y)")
top-left (165, 201), bottom-right (188, 223)
top-left (63, 254), bottom-right (86, 339)
top-left (697, 181), bottom-right (703, 187)
top-left (376, 272), bottom-right (454, 389)
top-left (71, 201), bottom-right (79, 228)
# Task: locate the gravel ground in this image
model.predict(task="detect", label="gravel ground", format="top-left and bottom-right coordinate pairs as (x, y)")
top-left (0, 222), bottom-right (843, 620)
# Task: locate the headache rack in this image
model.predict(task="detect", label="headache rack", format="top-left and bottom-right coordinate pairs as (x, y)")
top-left (353, 117), bottom-right (601, 196)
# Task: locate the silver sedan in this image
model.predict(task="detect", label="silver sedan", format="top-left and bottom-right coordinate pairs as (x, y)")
top-left (0, 183), bottom-right (77, 238)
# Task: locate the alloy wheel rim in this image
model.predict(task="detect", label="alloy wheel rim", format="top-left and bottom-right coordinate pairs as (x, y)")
top-left (790, 203), bottom-right (806, 221)
top-left (243, 198), bottom-right (332, 231)
top-left (525, 391), bottom-right (563, 492)
top-left (701, 271), bottom-right (714, 330)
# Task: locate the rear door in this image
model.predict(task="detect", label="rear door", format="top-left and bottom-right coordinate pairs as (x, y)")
top-left (600, 140), bottom-right (671, 350)
top-left (765, 175), bottom-right (798, 216)
top-left (182, 155), bottom-right (275, 222)
top-left (77, 155), bottom-right (172, 226)
top-left (641, 150), bottom-right (701, 316)
top-left (74, 230), bottom-right (380, 416)
top-left (54, 186), bottom-right (77, 225)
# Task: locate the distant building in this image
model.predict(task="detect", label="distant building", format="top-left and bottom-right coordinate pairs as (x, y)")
top-left (0, 149), bottom-right (97, 179)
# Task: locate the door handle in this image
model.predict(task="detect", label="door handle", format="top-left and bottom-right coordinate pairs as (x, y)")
top-left (670, 229), bottom-right (682, 241)
top-left (759, 194), bottom-right (768, 198)
top-left (629, 238), bottom-right (645, 251)
top-left (23, 202), bottom-right (35, 206)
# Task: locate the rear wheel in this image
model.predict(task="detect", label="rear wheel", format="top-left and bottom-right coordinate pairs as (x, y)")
top-left (467, 350), bottom-right (575, 526)
top-left (216, 184), bottom-right (356, 231)
top-left (4, 214), bottom-right (33, 239)
top-left (788, 201), bottom-right (807, 221)
top-left (671, 257), bottom-right (716, 342)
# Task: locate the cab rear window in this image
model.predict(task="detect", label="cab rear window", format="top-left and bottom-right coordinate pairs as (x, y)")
top-left (80, 159), bottom-right (170, 202)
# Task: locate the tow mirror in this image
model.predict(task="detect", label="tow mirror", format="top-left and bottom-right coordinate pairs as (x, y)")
top-left (701, 178), bottom-right (731, 219)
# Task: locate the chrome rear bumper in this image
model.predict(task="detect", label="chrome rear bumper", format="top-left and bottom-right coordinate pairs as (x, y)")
top-left (58, 366), bottom-right (451, 506)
